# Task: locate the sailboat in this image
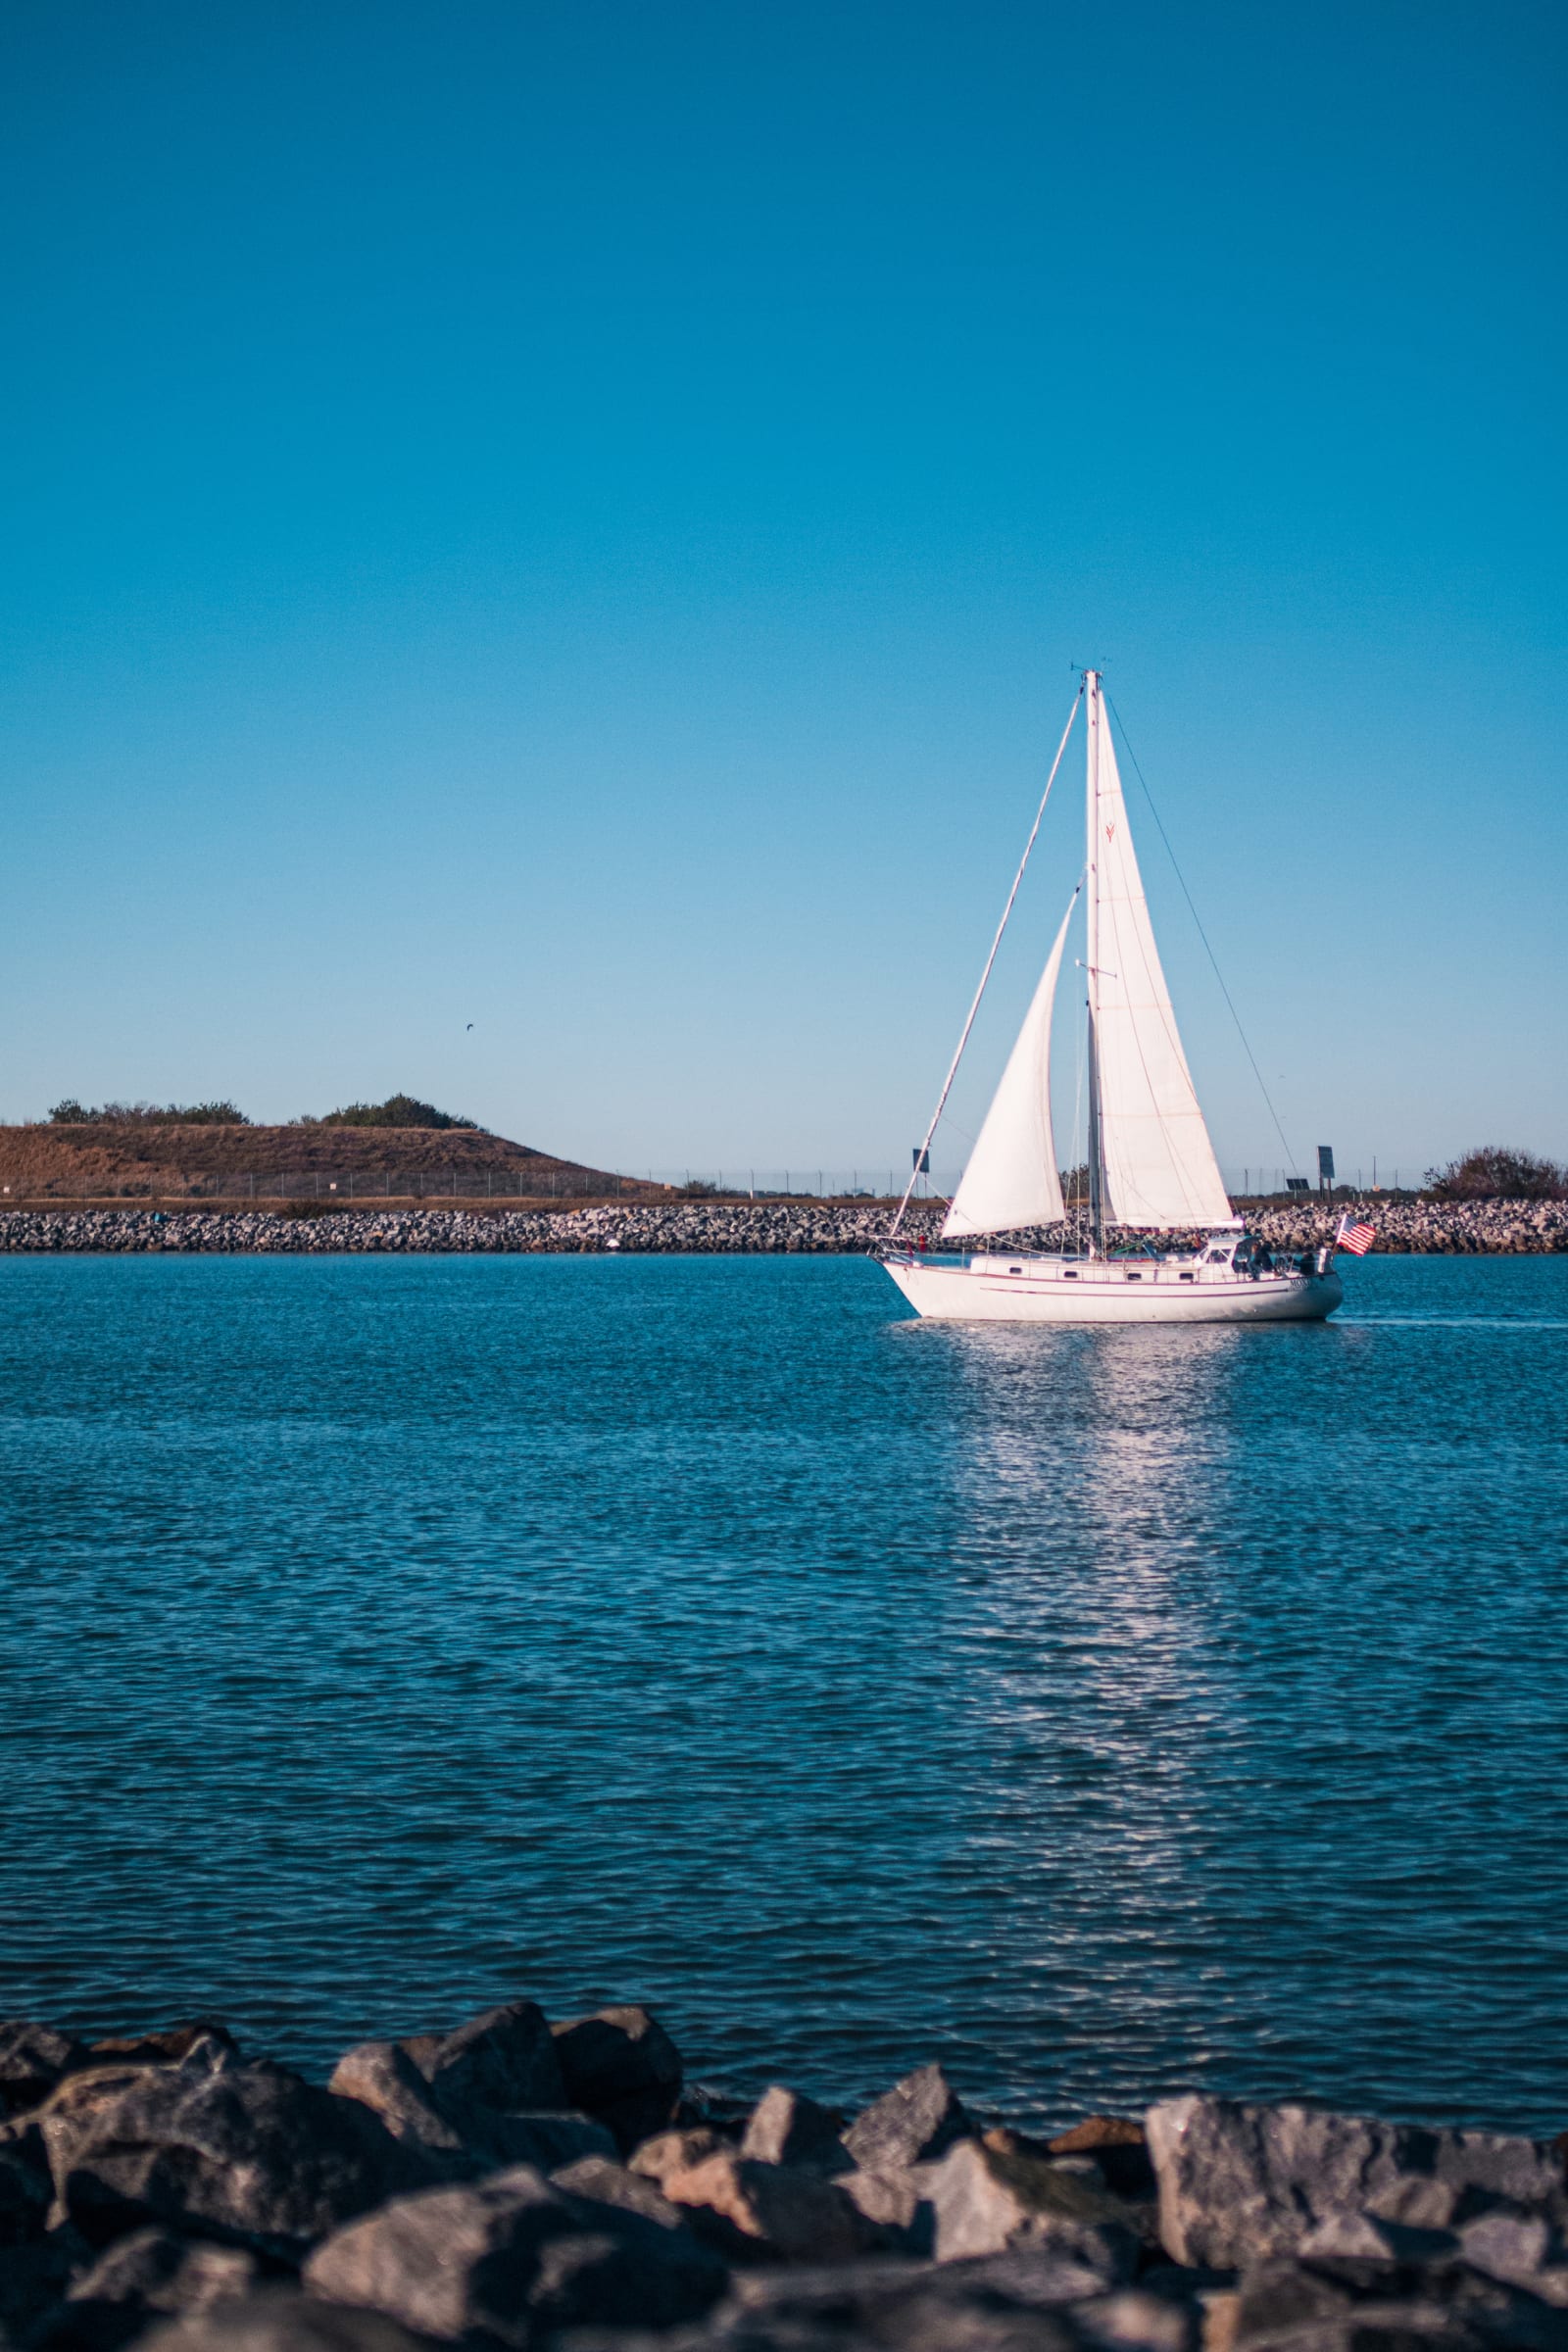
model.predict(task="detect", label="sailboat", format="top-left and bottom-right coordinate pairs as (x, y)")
top-left (881, 671), bottom-right (1343, 1324)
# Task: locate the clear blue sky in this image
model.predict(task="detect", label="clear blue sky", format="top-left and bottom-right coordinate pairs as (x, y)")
top-left (3, 0), bottom-right (1562, 1184)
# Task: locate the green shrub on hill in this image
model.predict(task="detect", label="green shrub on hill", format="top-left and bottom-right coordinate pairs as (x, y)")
top-left (309, 1095), bottom-right (481, 1131)
top-left (48, 1100), bottom-right (251, 1125)
top-left (1424, 1146), bottom-right (1565, 1200)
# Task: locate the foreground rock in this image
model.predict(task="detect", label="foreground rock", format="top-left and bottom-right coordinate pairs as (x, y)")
top-left (398, 1999), bottom-right (566, 2117)
top-left (40, 2045), bottom-right (436, 2260)
top-left (0, 2114), bottom-right (55, 2245)
top-left (39, 2229), bottom-right (263, 2351)
top-left (330, 2038), bottom-right (612, 2178)
top-left (561, 2251), bottom-right (1219, 2350)
top-left (138, 2297), bottom-right (432, 2352)
top-left (736, 2088), bottom-right (846, 2175)
top-left (646, 2149), bottom-right (874, 2265)
top-left (552, 2009), bottom-right (684, 2153)
top-left (0, 2023), bottom-right (91, 2118)
top-left (923, 2138), bottom-right (1148, 2265)
top-left (5, 2004), bottom-right (1568, 2351)
top-left (303, 2163), bottom-right (726, 2340)
top-left (839, 2063), bottom-right (972, 2173)
top-left (1227, 2252), bottom-right (1568, 2352)
top-left (329, 2003), bottom-right (614, 2180)
top-left (1147, 2093), bottom-right (1568, 2268)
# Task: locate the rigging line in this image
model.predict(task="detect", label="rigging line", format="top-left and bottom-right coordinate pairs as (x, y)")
top-left (1104, 687), bottom-right (1299, 1179)
top-left (888, 682), bottom-right (1084, 1238)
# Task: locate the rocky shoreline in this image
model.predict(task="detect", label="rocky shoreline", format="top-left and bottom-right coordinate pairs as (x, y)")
top-left (0, 1198), bottom-right (1565, 1256)
top-left (3, 1999), bottom-right (1568, 2350)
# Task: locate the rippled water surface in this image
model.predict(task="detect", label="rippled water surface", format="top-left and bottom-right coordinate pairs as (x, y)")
top-left (3, 1251), bottom-right (1566, 2132)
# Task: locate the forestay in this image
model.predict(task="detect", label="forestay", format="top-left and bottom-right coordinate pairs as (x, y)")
top-left (943, 891), bottom-right (1077, 1240)
top-left (1088, 690), bottom-right (1232, 1229)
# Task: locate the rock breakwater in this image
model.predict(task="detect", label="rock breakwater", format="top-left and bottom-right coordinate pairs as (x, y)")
top-left (1, 1198), bottom-right (1565, 1254)
top-left (4, 1998), bottom-right (1568, 2350)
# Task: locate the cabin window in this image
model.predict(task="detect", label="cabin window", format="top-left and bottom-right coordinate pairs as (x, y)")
top-left (1179, 1271), bottom-right (1195, 1282)
top-left (1063, 1270), bottom-right (1078, 1280)
top-left (1008, 1264), bottom-right (1022, 1274)
top-left (1125, 1271), bottom-right (1142, 1281)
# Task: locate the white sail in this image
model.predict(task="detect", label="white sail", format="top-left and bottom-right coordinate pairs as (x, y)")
top-left (1087, 682), bottom-right (1232, 1229)
top-left (943, 891), bottom-right (1077, 1239)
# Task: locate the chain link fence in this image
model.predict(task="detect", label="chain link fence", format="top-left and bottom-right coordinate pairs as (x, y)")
top-left (4, 1161), bottom-right (1416, 1206)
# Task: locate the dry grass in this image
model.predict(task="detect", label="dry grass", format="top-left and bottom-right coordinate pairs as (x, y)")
top-left (0, 1123), bottom-right (669, 1203)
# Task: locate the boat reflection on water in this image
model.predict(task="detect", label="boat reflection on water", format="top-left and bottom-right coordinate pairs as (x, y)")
top-left (895, 1314), bottom-right (1354, 2118)
top-left (933, 1316), bottom-right (1243, 1559)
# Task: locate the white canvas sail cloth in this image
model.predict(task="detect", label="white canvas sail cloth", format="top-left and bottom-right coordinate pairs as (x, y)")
top-left (1088, 687), bottom-right (1232, 1228)
top-left (943, 892), bottom-right (1077, 1239)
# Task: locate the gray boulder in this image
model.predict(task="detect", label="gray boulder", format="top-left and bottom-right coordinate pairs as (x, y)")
top-left (837, 2165), bottom-right (937, 2256)
top-left (0, 2117), bottom-right (53, 2243)
top-left (840, 2064), bottom-right (974, 2173)
top-left (0, 2229), bottom-right (91, 2351)
top-left (557, 2247), bottom-right (1566, 2352)
top-left (1460, 2206), bottom-right (1568, 2300)
top-left (739, 2087), bottom-right (847, 2175)
top-left (36, 2227), bottom-right (262, 2351)
top-left (330, 2038), bottom-right (612, 2175)
top-left (1147, 2095), bottom-right (1568, 2270)
top-left (326, 2044), bottom-right (468, 2161)
top-left (41, 2057), bottom-right (436, 2259)
top-left (136, 2291), bottom-right (436, 2352)
top-left (304, 2162), bottom-right (726, 2343)
top-left (924, 2140), bottom-right (1144, 2272)
top-left (1229, 2254), bottom-right (1568, 2352)
top-left (607, 2246), bottom-right (1206, 2351)
top-left (400, 2000), bottom-right (566, 2119)
top-left (652, 2147), bottom-right (878, 2265)
top-left (1294, 2209), bottom-right (1462, 2264)
top-left (550, 2154), bottom-right (726, 2249)
top-left (552, 2007), bottom-right (683, 2153)
top-left (0, 2022), bottom-right (89, 2117)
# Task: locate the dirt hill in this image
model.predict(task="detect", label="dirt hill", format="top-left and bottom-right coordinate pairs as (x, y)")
top-left (0, 1123), bottom-right (669, 1205)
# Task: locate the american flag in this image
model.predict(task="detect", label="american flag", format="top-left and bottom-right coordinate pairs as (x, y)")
top-left (1335, 1214), bottom-right (1376, 1256)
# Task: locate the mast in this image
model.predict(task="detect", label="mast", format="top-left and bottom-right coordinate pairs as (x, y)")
top-left (1084, 669), bottom-right (1104, 1255)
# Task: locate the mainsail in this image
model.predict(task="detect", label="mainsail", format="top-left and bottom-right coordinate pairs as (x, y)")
top-left (898, 668), bottom-right (1235, 1252)
top-left (943, 891), bottom-right (1077, 1240)
top-left (1086, 679), bottom-right (1232, 1229)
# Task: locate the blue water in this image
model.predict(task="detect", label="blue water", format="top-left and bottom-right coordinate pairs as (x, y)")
top-left (3, 1252), bottom-right (1566, 2134)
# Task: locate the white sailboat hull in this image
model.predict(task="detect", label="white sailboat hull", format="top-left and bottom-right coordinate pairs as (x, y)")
top-left (882, 1252), bottom-right (1343, 1324)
